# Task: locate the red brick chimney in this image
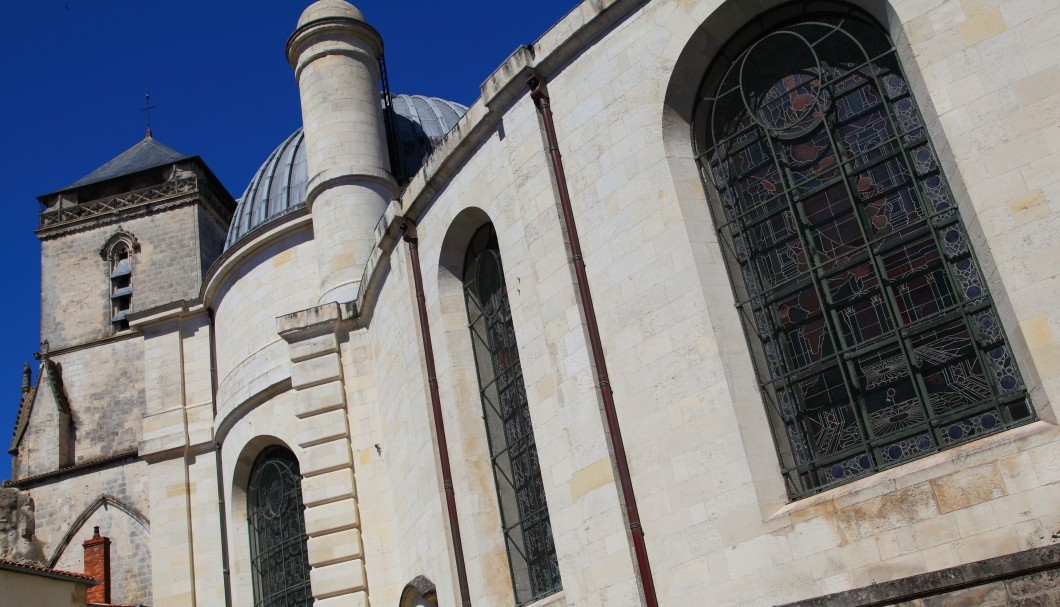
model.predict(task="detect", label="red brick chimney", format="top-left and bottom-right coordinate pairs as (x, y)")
top-left (83, 526), bottom-right (111, 605)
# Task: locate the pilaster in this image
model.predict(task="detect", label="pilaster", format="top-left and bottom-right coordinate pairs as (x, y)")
top-left (277, 302), bottom-right (368, 603)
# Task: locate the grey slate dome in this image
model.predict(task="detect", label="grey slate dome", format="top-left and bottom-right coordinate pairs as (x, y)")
top-left (225, 94), bottom-right (467, 250)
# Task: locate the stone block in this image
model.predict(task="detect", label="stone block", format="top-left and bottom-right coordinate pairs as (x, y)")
top-left (930, 463), bottom-right (1007, 514)
top-left (836, 483), bottom-right (941, 539)
top-left (295, 408), bottom-right (349, 448)
top-left (288, 332), bottom-right (339, 363)
top-left (307, 529), bottom-right (363, 567)
top-left (568, 457), bottom-right (614, 500)
top-left (313, 593), bottom-right (369, 607)
top-left (301, 469), bottom-right (355, 507)
top-left (299, 440), bottom-right (353, 477)
top-left (309, 559), bottom-right (367, 599)
top-left (291, 353), bottom-right (342, 389)
top-left (304, 498), bottom-right (360, 537)
top-left (1029, 441), bottom-right (1060, 484)
top-left (295, 380), bottom-right (347, 418)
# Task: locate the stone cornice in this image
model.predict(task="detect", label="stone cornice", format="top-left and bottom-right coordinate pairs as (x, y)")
top-left (36, 176), bottom-right (233, 240)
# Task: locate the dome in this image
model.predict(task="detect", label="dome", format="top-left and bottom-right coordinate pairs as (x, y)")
top-left (224, 94), bottom-right (468, 250)
top-left (297, 0), bottom-right (365, 29)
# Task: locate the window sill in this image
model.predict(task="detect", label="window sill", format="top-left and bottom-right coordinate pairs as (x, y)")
top-left (765, 419), bottom-right (1057, 522)
top-left (524, 591), bottom-right (565, 607)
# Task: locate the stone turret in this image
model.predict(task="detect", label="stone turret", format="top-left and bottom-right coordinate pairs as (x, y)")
top-left (287, 0), bottom-right (397, 304)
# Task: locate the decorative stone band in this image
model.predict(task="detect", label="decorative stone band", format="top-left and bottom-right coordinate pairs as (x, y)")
top-left (303, 169), bottom-right (398, 213)
top-left (778, 544), bottom-right (1060, 607)
top-left (285, 16), bottom-right (384, 75)
top-left (36, 176), bottom-right (231, 240)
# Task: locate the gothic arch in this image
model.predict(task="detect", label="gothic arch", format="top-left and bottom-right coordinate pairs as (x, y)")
top-left (46, 494), bottom-right (148, 567)
top-left (98, 227), bottom-right (141, 260)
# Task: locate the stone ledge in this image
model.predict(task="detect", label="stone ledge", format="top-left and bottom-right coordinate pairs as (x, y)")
top-left (778, 544), bottom-right (1060, 607)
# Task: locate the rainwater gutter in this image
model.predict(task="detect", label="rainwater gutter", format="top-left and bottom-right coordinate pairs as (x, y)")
top-left (399, 219), bottom-right (474, 607)
top-left (208, 307), bottom-right (233, 607)
top-left (528, 76), bottom-right (659, 607)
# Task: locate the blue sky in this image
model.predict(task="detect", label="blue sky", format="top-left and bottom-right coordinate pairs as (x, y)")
top-left (0, 0), bottom-right (578, 478)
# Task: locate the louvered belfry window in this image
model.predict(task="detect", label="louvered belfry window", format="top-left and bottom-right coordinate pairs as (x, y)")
top-left (247, 448), bottom-right (313, 607)
top-left (463, 225), bottom-right (561, 605)
top-left (693, 6), bottom-right (1034, 499)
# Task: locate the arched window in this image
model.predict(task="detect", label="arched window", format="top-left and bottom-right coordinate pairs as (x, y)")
top-left (693, 5), bottom-right (1034, 499)
top-left (463, 225), bottom-right (561, 605)
top-left (399, 576), bottom-right (438, 607)
top-left (100, 230), bottom-right (138, 332)
top-left (247, 447), bottom-right (312, 607)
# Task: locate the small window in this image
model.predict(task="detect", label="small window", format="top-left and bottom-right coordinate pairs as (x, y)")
top-left (100, 231), bottom-right (138, 333)
top-left (399, 576), bottom-right (439, 607)
top-left (109, 244), bottom-right (132, 331)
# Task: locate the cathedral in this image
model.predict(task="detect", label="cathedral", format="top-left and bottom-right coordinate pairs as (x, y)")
top-left (4, 0), bottom-right (1059, 606)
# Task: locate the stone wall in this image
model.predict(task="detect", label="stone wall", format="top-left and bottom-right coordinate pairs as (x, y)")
top-left (57, 339), bottom-right (144, 466)
top-left (40, 203), bottom-right (214, 350)
top-left (21, 459), bottom-right (151, 607)
top-left (782, 544), bottom-right (1060, 606)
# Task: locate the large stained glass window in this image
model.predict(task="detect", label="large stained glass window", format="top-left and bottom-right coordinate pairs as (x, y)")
top-left (247, 448), bottom-right (313, 607)
top-left (463, 225), bottom-right (561, 605)
top-left (693, 5), bottom-right (1034, 499)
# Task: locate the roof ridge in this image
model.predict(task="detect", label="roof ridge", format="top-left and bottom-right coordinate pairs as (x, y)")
top-left (43, 136), bottom-right (192, 197)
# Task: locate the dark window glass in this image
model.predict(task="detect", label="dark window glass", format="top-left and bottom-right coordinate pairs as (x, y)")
top-left (247, 447), bottom-right (313, 607)
top-left (694, 7), bottom-right (1034, 499)
top-left (463, 225), bottom-right (561, 605)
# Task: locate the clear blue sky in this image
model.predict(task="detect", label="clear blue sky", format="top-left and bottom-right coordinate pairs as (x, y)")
top-left (0, 0), bottom-right (578, 478)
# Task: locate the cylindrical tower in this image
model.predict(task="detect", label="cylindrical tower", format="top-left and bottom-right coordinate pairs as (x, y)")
top-left (287, 0), bottom-right (397, 304)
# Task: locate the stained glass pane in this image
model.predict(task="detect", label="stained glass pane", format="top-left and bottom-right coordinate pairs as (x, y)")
top-left (248, 448), bottom-right (312, 607)
top-left (694, 8), bottom-right (1034, 498)
top-left (463, 225), bottom-right (561, 605)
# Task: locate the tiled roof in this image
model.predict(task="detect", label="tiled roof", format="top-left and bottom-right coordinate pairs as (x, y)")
top-left (0, 557), bottom-right (97, 583)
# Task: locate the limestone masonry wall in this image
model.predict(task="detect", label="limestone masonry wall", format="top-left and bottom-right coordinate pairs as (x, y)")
top-left (40, 204), bottom-right (210, 350)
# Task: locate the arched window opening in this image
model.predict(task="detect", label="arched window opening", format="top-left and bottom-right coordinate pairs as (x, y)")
top-left (101, 231), bottom-right (138, 333)
top-left (399, 576), bottom-right (438, 607)
top-left (109, 243), bottom-right (132, 331)
top-left (247, 447), bottom-right (312, 607)
top-left (462, 225), bottom-right (561, 605)
top-left (693, 5), bottom-right (1035, 499)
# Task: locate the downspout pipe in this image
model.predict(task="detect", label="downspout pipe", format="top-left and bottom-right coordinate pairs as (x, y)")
top-left (528, 76), bottom-right (659, 607)
top-left (177, 314), bottom-right (198, 607)
top-left (400, 219), bottom-right (473, 607)
top-left (208, 307), bottom-right (233, 607)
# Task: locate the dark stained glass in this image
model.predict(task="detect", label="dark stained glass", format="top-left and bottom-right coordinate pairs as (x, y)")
top-left (463, 225), bottom-right (561, 605)
top-left (248, 448), bottom-right (313, 607)
top-left (694, 6), bottom-right (1034, 498)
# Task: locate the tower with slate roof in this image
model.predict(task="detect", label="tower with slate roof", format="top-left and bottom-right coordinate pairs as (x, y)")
top-left (6, 133), bottom-right (236, 604)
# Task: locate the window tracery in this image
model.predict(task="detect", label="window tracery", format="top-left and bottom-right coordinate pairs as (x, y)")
top-left (247, 447), bottom-right (312, 607)
top-left (462, 224), bottom-right (561, 604)
top-left (693, 6), bottom-right (1034, 498)
top-left (100, 229), bottom-right (139, 332)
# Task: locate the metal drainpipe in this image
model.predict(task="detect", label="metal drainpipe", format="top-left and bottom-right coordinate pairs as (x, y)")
top-left (177, 313), bottom-right (199, 607)
top-left (528, 76), bottom-right (660, 607)
top-left (207, 307), bottom-right (233, 607)
top-left (399, 219), bottom-right (474, 607)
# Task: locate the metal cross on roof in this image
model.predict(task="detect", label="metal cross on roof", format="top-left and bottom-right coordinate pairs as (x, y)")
top-left (140, 91), bottom-right (157, 138)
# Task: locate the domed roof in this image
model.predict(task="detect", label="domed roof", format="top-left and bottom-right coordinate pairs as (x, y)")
top-left (224, 94), bottom-right (467, 250)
